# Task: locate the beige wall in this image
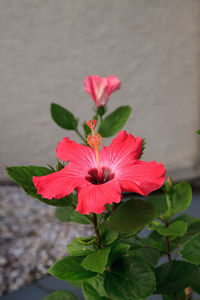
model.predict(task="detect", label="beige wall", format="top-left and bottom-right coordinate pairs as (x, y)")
top-left (0, 0), bottom-right (200, 181)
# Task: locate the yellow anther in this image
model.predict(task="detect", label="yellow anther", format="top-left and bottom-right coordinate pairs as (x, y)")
top-left (86, 120), bottom-right (103, 181)
top-left (87, 133), bottom-right (103, 150)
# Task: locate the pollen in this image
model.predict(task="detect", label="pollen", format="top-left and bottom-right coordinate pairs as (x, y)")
top-left (87, 133), bottom-right (103, 150)
top-left (86, 119), bottom-right (103, 180)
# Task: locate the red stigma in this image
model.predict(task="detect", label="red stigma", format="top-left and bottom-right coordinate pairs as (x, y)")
top-left (85, 120), bottom-right (97, 131)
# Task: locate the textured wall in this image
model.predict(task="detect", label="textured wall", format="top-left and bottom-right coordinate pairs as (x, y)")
top-left (0, 0), bottom-right (200, 181)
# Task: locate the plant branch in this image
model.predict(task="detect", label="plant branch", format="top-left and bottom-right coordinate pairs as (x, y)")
top-left (92, 213), bottom-right (102, 248)
top-left (75, 128), bottom-right (87, 144)
top-left (165, 221), bottom-right (178, 300)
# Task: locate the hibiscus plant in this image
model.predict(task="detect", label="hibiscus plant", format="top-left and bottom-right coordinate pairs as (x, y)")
top-left (6, 75), bottom-right (200, 300)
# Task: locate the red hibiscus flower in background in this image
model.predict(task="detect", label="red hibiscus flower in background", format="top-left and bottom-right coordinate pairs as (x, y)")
top-left (84, 75), bottom-right (121, 107)
top-left (33, 128), bottom-right (166, 215)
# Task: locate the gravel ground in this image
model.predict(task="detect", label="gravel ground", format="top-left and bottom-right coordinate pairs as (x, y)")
top-left (0, 186), bottom-right (92, 296)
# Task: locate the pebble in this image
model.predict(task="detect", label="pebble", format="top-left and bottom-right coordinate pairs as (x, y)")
top-left (0, 186), bottom-right (92, 296)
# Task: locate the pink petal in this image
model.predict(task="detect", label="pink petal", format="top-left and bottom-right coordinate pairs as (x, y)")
top-left (118, 160), bottom-right (166, 196)
top-left (84, 75), bottom-right (107, 106)
top-left (76, 180), bottom-right (122, 215)
top-left (33, 165), bottom-right (86, 199)
top-left (106, 75), bottom-right (121, 95)
top-left (100, 131), bottom-right (143, 169)
top-left (56, 136), bottom-right (97, 171)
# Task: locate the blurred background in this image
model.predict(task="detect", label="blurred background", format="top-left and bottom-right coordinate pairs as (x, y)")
top-left (0, 0), bottom-right (200, 299)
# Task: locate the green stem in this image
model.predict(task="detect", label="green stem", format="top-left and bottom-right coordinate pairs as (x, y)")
top-left (75, 129), bottom-right (87, 144)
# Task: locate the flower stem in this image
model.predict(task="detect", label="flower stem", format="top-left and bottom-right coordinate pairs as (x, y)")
top-left (165, 223), bottom-right (178, 300)
top-left (75, 129), bottom-right (87, 144)
top-left (92, 213), bottom-right (102, 248)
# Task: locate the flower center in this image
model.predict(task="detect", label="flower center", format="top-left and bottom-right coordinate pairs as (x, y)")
top-left (85, 120), bottom-right (103, 181)
top-left (86, 167), bottom-right (114, 185)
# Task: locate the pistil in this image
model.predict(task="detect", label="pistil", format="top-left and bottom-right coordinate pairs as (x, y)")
top-left (86, 120), bottom-right (103, 181)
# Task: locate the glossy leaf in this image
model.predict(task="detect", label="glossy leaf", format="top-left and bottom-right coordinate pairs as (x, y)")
top-left (174, 214), bottom-right (196, 225)
top-left (196, 130), bottom-right (200, 134)
top-left (171, 182), bottom-right (192, 214)
top-left (150, 221), bottom-right (188, 238)
top-left (70, 211), bottom-right (92, 224)
top-left (128, 247), bottom-right (160, 268)
top-left (181, 233), bottom-right (200, 265)
top-left (6, 166), bottom-right (74, 206)
top-left (98, 106), bottom-right (131, 137)
top-left (139, 138), bottom-right (146, 159)
top-left (55, 206), bottom-right (74, 222)
top-left (104, 256), bottom-right (156, 300)
top-left (83, 121), bottom-right (91, 137)
top-left (50, 103), bottom-right (78, 130)
top-left (147, 194), bottom-right (168, 217)
top-left (108, 243), bottom-right (130, 265)
top-left (162, 290), bottom-right (186, 300)
top-left (43, 290), bottom-right (78, 300)
top-left (144, 232), bottom-right (179, 254)
top-left (82, 276), bottom-right (107, 300)
top-left (48, 256), bottom-right (97, 281)
top-left (67, 237), bottom-right (96, 256)
top-left (100, 229), bottom-right (118, 246)
top-left (103, 199), bottom-right (155, 234)
top-left (81, 248), bottom-right (111, 274)
top-left (119, 236), bottom-right (160, 267)
top-left (187, 219), bottom-right (200, 234)
top-left (155, 260), bottom-right (200, 294)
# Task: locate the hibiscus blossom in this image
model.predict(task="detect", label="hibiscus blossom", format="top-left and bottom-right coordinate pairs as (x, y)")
top-left (33, 121), bottom-right (166, 215)
top-left (84, 75), bottom-right (121, 107)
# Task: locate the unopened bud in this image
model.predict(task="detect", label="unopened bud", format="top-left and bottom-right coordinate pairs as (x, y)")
top-left (166, 176), bottom-right (173, 186)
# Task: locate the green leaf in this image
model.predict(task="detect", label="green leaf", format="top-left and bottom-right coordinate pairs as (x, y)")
top-left (147, 194), bottom-right (168, 217)
top-left (196, 129), bottom-right (200, 134)
top-left (139, 138), bottom-right (146, 159)
top-left (191, 283), bottom-right (200, 294)
top-left (43, 290), bottom-right (78, 300)
top-left (128, 247), bottom-right (160, 268)
top-left (81, 248), bottom-right (111, 274)
top-left (67, 237), bottom-right (96, 256)
top-left (155, 260), bottom-right (200, 294)
top-left (100, 229), bottom-right (118, 246)
top-left (83, 121), bottom-right (91, 137)
top-left (50, 103), bottom-right (78, 130)
top-left (174, 214), bottom-right (196, 225)
top-left (48, 256), bottom-right (97, 281)
top-left (103, 199), bottom-right (155, 234)
top-left (162, 290), bottom-right (186, 300)
top-left (82, 276), bottom-right (107, 300)
top-left (6, 166), bottom-right (74, 206)
top-left (98, 106), bottom-right (131, 137)
top-left (171, 218), bottom-right (200, 246)
top-left (142, 231), bottom-right (167, 252)
top-left (108, 243), bottom-right (130, 265)
top-left (104, 256), bottom-right (156, 300)
top-left (55, 206), bottom-right (75, 222)
top-left (187, 219), bottom-right (200, 234)
top-left (70, 211), bottom-right (92, 224)
top-left (150, 221), bottom-right (188, 238)
top-left (181, 233), bottom-right (200, 265)
top-left (55, 206), bottom-right (92, 224)
top-left (171, 182), bottom-right (192, 214)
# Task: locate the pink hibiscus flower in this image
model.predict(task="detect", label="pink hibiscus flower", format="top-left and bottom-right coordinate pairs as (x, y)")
top-left (33, 123), bottom-right (166, 215)
top-left (84, 75), bottom-right (121, 107)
